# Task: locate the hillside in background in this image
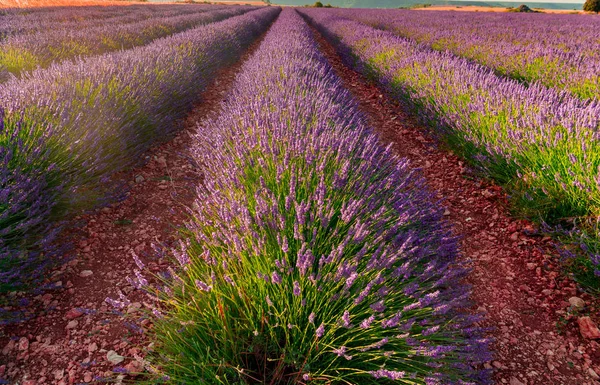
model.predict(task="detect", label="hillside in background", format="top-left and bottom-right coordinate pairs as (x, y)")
top-left (275, 0), bottom-right (584, 10)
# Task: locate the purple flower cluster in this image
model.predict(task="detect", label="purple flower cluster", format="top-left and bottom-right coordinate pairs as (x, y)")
top-left (160, 8), bottom-right (489, 384)
top-left (0, 7), bottom-right (279, 293)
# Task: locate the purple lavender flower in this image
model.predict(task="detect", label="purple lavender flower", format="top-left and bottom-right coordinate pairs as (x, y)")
top-left (271, 271), bottom-right (282, 284)
top-left (370, 369), bottom-right (406, 380)
top-left (316, 323), bottom-right (325, 338)
top-left (195, 280), bottom-right (212, 292)
top-left (370, 300), bottom-right (386, 313)
top-left (341, 310), bottom-right (352, 328)
top-left (360, 315), bottom-right (375, 329)
top-left (332, 346), bottom-right (352, 360)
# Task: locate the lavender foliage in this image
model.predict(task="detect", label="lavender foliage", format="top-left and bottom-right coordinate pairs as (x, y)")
top-left (153, 8), bottom-right (489, 384)
top-left (0, 111), bottom-right (62, 292)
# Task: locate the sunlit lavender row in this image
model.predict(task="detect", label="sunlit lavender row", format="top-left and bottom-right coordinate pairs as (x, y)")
top-left (0, 6), bottom-right (278, 294)
top-left (0, 4), bottom-right (218, 39)
top-left (147, 8), bottom-right (489, 384)
top-left (299, 9), bottom-right (600, 281)
top-left (332, 9), bottom-right (600, 100)
top-left (0, 5), bottom-right (248, 81)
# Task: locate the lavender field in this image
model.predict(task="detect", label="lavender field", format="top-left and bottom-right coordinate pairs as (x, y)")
top-left (1, 3), bottom-right (599, 385)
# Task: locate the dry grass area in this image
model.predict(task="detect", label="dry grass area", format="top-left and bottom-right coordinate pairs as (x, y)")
top-left (415, 5), bottom-right (584, 13)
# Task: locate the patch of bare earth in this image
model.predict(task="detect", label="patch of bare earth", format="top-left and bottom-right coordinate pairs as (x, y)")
top-left (310, 24), bottom-right (600, 385)
top-left (0, 28), bottom-right (273, 385)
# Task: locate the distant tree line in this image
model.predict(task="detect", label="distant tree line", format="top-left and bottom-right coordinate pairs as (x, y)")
top-left (584, 0), bottom-right (600, 12)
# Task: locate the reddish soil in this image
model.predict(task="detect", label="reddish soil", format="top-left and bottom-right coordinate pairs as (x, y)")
top-left (0, 27), bottom-right (271, 385)
top-left (309, 23), bottom-right (600, 385)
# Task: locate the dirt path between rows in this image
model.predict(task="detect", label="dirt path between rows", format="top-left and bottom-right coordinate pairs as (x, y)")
top-left (0, 23), bottom-right (276, 385)
top-left (309, 23), bottom-right (600, 385)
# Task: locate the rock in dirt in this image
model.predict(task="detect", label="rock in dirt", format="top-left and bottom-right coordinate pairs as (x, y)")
top-left (124, 359), bottom-right (144, 375)
top-left (2, 340), bottom-right (14, 355)
top-left (569, 296), bottom-right (585, 309)
top-left (134, 175), bottom-right (145, 183)
top-left (577, 316), bottom-right (600, 339)
top-left (18, 337), bottom-right (29, 351)
top-left (65, 308), bottom-right (84, 320)
top-left (79, 270), bottom-right (93, 278)
top-left (53, 368), bottom-right (64, 380)
top-left (107, 350), bottom-right (125, 364)
top-left (509, 377), bottom-right (525, 385)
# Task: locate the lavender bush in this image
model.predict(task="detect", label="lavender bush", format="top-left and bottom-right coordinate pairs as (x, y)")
top-left (0, 4), bottom-right (221, 39)
top-left (148, 9), bottom-right (489, 384)
top-left (0, 6), bottom-right (279, 293)
top-left (0, 111), bottom-right (63, 292)
top-left (0, 5), bottom-right (249, 80)
top-left (333, 9), bottom-right (600, 101)
top-left (300, 9), bottom-right (600, 288)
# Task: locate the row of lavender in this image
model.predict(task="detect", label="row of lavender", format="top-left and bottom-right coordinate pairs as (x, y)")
top-left (0, 4), bottom-right (245, 81)
top-left (336, 9), bottom-right (600, 101)
top-left (144, 8), bottom-right (489, 384)
top-left (0, 7), bottom-right (280, 295)
top-left (0, 4), bottom-right (215, 38)
top-left (300, 9), bottom-right (600, 287)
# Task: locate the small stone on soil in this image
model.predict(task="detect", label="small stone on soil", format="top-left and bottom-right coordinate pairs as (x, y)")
top-left (578, 317), bottom-right (600, 339)
top-left (509, 377), bottom-right (525, 385)
top-left (569, 297), bottom-right (585, 309)
top-left (107, 350), bottom-right (125, 364)
top-left (17, 337), bottom-right (28, 351)
top-left (65, 308), bottom-right (84, 320)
